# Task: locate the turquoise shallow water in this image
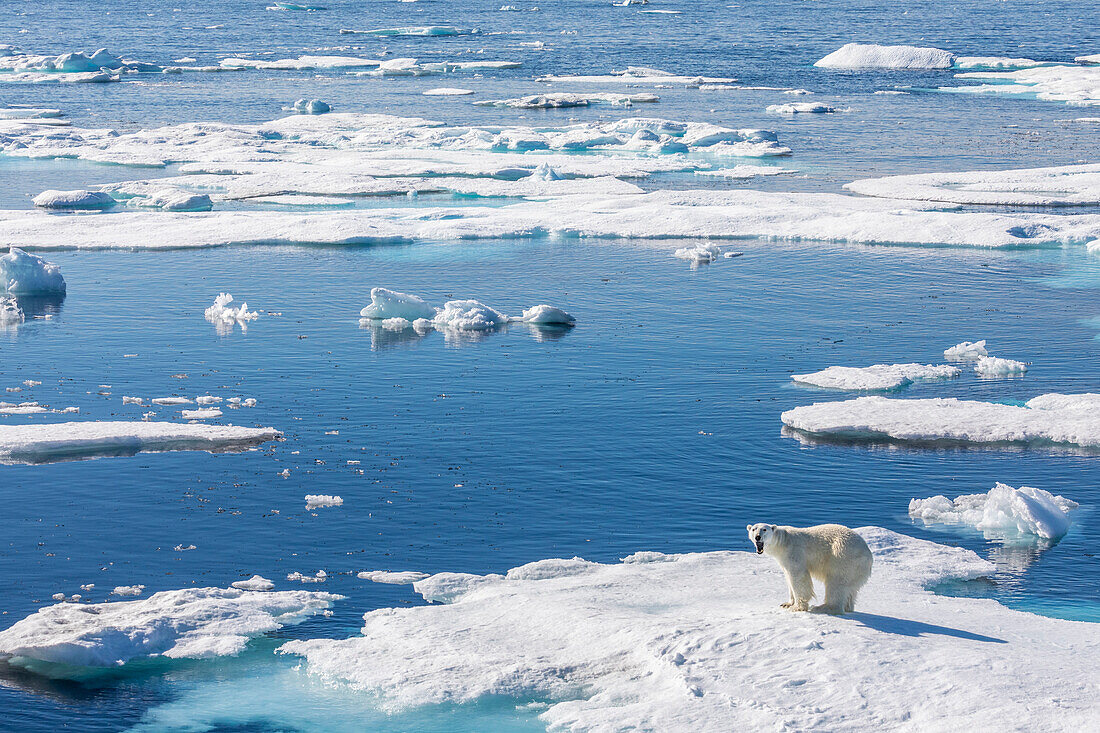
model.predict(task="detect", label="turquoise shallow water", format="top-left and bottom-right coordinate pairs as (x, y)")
top-left (0, 0), bottom-right (1098, 730)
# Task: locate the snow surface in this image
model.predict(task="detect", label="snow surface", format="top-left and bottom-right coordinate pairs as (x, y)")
top-left (846, 164), bottom-right (1100, 206)
top-left (910, 483), bottom-right (1078, 540)
top-left (815, 44), bottom-right (956, 70)
top-left (973, 356), bottom-right (1028, 377)
top-left (781, 393), bottom-right (1100, 449)
top-left (0, 421), bottom-right (280, 464)
top-left (278, 528), bottom-right (1099, 730)
top-left (32, 189), bottom-right (114, 209)
top-left (0, 247), bottom-right (65, 294)
top-left (943, 340), bottom-right (988, 360)
top-left (791, 363), bottom-right (960, 392)
top-left (0, 587), bottom-right (340, 668)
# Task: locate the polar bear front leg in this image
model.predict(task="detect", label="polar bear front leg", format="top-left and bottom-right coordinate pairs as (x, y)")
top-left (788, 570), bottom-right (814, 612)
top-left (780, 569), bottom-right (796, 608)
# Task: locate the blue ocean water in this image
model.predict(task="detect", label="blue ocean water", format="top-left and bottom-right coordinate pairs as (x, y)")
top-left (0, 1), bottom-right (1098, 731)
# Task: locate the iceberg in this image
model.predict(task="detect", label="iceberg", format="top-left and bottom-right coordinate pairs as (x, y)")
top-left (781, 393), bottom-right (1100, 449)
top-left (909, 483), bottom-right (1077, 540)
top-left (815, 43), bottom-right (956, 70)
top-left (32, 189), bottom-right (114, 210)
top-left (791, 363), bottom-right (960, 392)
top-left (278, 528), bottom-right (1098, 730)
top-left (359, 288), bottom-right (437, 321)
top-left (0, 247), bottom-right (65, 294)
top-left (973, 355), bottom-right (1028, 377)
top-left (845, 164), bottom-right (1100, 207)
top-left (943, 340), bottom-right (988, 360)
top-left (0, 587), bottom-right (340, 669)
top-left (0, 421), bottom-right (281, 464)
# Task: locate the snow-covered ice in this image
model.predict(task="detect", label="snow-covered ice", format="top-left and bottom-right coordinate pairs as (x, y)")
top-left (694, 165), bottom-right (795, 179)
top-left (0, 421), bottom-right (280, 464)
top-left (846, 164), bottom-right (1100, 206)
top-left (111, 585), bottom-right (145, 597)
top-left (943, 340), bottom-right (988, 360)
top-left (0, 587), bottom-right (340, 669)
top-left (815, 43), bottom-right (956, 70)
top-left (278, 528), bottom-right (1099, 730)
top-left (909, 483), bottom-right (1078, 540)
top-left (781, 393), bottom-right (1100, 449)
top-left (304, 494), bottom-right (343, 509)
top-left (791, 364), bottom-right (960, 392)
top-left (0, 247), bottom-right (65, 294)
top-left (125, 188), bottom-right (213, 212)
top-left (343, 26), bottom-right (473, 37)
top-left (973, 355), bottom-right (1028, 377)
top-left (357, 570), bottom-right (430, 584)
top-left (182, 408), bottom-right (223, 420)
top-left (433, 300), bottom-right (509, 331)
top-left (422, 87), bottom-right (474, 96)
top-left (32, 189), bottom-right (114, 210)
top-left (947, 64), bottom-right (1100, 107)
top-left (475, 92), bottom-right (659, 109)
top-left (673, 243), bottom-right (722, 264)
top-left (231, 575), bottom-right (276, 591)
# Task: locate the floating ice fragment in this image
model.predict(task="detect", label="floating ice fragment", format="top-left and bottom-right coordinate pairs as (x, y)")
top-left (974, 356), bottom-right (1028, 377)
top-left (231, 575), bottom-right (275, 591)
top-left (945, 64), bottom-right (1100, 107)
top-left (127, 188), bottom-right (213, 212)
top-left (195, 396), bottom-right (222, 405)
top-left (357, 570), bottom-right (429, 584)
top-left (815, 43), bottom-right (956, 70)
top-left (112, 585), bottom-right (145, 597)
top-left (304, 495), bottom-right (343, 509)
top-left (122, 396), bottom-right (144, 405)
top-left (910, 483), bottom-right (1077, 540)
top-left (344, 26), bottom-right (473, 36)
top-left (433, 300), bottom-right (508, 331)
top-left (360, 288), bottom-right (437, 321)
top-left (943, 340), bottom-right (988, 360)
top-left (0, 248), bottom-right (65, 294)
top-left (182, 408), bottom-right (223, 420)
top-left (476, 92), bottom-right (659, 109)
top-left (521, 304), bottom-right (575, 325)
top-left (673, 243), bottom-right (722, 264)
top-left (0, 587), bottom-right (340, 668)
top-left (32, 190), bottom-right (114, 210)
top-left (287, 571), bottom-right (327, 583)
top-left (694, 165), bottom-right (795, 179)
top-left (423, 87), bottom-right (475, 96)
top-left (204, 293), bottom-right (258, 328)
top-left (291, 99), bottom-right (331, 115)
top-left (791, 364), bottom-right (960, 392)
top-left (151, 397), bottom-right (192, 405)
top-left (0, 295), bottom-right (24, 326)
top-left (766, 102), bottom-right (839, 114)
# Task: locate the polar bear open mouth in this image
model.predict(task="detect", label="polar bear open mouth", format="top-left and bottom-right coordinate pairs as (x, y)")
top-left (755, 541), bottom-right (764, 554)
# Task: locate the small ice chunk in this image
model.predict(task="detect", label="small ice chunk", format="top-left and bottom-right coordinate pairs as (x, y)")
top-left (122, 396), bottom-right (144, 405)
top-left (305, 494), bottom-right (343, 509)
top-left (111, 585), bottom-right (145, 597)
top-left (815, 43), bottom-right (956, 70)
top-left (423, 87), bottom-right (475, 96)
top-left (791, 364), bottom-right (960, 392)
top-left (974, 356), bottom-right (1027, 377)
top-left (287, 571), bottom-right (328, 583)
top-left (204, 293), bottom-right (258, 325)
top-left (360, 288), bottom-right (436, 321)
top-left (292, 99), bottom-right (331, 115)
top-left (944, 340), bottom-right (988, 361)
top-left (32, 190), bottom-right (115, 210)
top-left (433, 300), bottom-right (508, 331)
top-left (766, 102), bottom-right (839, 114)
top-left (0, 295), bottom-right (25, 326)
top-left (151, 397), bottom-right (192, 405)
top-left (909, 483), bottom-right (1078, 540)
top-left (129, 188), bottom-right (212, 212)
top-left (673, 243), bottom-right (722, 264)
top-left (195, 396), bottom-right (222, 405)
top-left (181, 408), bottom-right (223, 419)
top-left (357, 570), bottom-right (430, 584)
top-left (380, 317), bottom-right (412, 331)
top-left (0, 248), bottom-right (66, 294)
top-left (231, 575), bottom-right (275, 591)
top-left (521, 304), bottom-right (575, 325)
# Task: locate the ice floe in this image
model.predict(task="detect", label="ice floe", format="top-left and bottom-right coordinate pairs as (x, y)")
top-left (973, 355), bottom-right (1028, 377)
top-left (520, 304), bottom-right (575, 325)
top-left (360, 288), bottom-right (437, 321)
top-left (474, 92), bottom-right (659, 108)
top-left (304, 494), bottom-right (343, 509)
top-left (909, 483), bottom-right (1078, 540)
top-left (32, 189), bottom-right (115, 210)
top-left (433, 300), bottom-right (509, 331)
top-left (182, 408), bottom-right (223, 420)
top-left (0, 421), bottom-right (280, 464)
top-left (952, 56), bottom-right (1049, 70)
top-left (944, 340), bottom-right (988, 360)
top-left (673, 243), bottom-right (722, 264)
top-left (219, 55), bottom-right (382, 70)
top-left (791, 364), bottom-right (960, 392)
top-left (124, 188), bottom-right (213, 212)
top-left (846, 164), bottom-right (1100, 206)
top-left (341, 26), bottom-right (474, 36)
top-left (766, 102), bottom-right (839, 114)
top-left (291, 99), bottom-right (331, 115)
top-left (0, 587), bottom-right (340, 669)
top-left (112, 585), bottom-right (145, 597)
top-left (422, 87), bottom-right (474, 96)
top-left (537, 67), bottom-right (737, 86)
top-left (231, 575), bottom-right (276, 591)
top-left (0, 247), bottom-right (65, 294)
top-left (781, 393), bottom-right (1100, 449)
top-left (815, 43), bottom-right (956, 70)
top-left (357, 571), bottom-right (430, 584)
top-left (0, 107), bottom-right (63, 120)
top-left (277, 528), bottom-right (1099, 730)
top-left (947, 64), bottom-right (1100, 107)
top-left (694, 165), bottom-right (795, 179)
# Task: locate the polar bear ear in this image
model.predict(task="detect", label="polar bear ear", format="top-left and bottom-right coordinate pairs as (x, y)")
top-left (769, 524), bottom-right (778, 531)
top-left (746, 524), bottom-right (752, 531)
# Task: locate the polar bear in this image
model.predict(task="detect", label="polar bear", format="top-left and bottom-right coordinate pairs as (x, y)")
top-left (747, 523), bottom-right (872, 614)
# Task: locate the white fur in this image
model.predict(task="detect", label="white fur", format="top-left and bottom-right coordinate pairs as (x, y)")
top-left (747, 523), bottom-right (873, 614)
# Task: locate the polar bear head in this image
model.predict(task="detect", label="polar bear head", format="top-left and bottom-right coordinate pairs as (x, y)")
top-left (747, 523), bottom-right (779, 554)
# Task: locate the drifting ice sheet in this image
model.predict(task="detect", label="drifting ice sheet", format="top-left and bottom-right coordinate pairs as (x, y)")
top-left (791, 363), bottom-right (960, 391)
top-left (278, 528), bottom-right (1099, 730)
top-left (0, 587), bottom-right (340, 668)
top-left (909, 483), bottom-right (1078, 540)
top-left (0, 421), bottom-right (281, 464)
top-left (781, 393), bottom-right (1100, 449)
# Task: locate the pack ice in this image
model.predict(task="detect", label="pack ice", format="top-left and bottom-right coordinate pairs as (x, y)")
top-left (781, 393), bottom-right (1100, 449)
top-left (0, 421), bottom-right (281, 464)
top-left (279, 528), bottom-right (1099, 730)
top-left (910, 483), bottom-right (1078, 540)
top-left (0, 247), bottom-right (65, 294)
top-left (947, 64), bottom-right (1100, 107)
top-left (0, 587), bottom-right (340, 669)
top-left (790, 363), bottom-right (960, 392)
top-left (846, 164), bottom-right (1100, 206)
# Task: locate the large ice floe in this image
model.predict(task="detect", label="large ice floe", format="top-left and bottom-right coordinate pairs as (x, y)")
top-left (846, 163), bottom-right (1100, 206)
top-left (946, 63), bottom-right (1100, 107)
top-left (0, 247), bottom-right (65, 294)
top-left (815, 43), bottom-right (957, 70)
top-left (0, 421), bottom-right (280, 464)
top-left (0, 587), bottom-right (340, 670)
top-left (790, 363), bottom-right (960, 392)
top-left (781, 393), bottom-right (1100, 450)
top-left (278, 528), bottom-right (1099, 730)
top-left (910, 483), bottom-right (1078, 540)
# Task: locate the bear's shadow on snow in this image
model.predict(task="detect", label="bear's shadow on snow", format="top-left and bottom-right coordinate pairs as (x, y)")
top-left (845, 612), bottom-right (1007, 644)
